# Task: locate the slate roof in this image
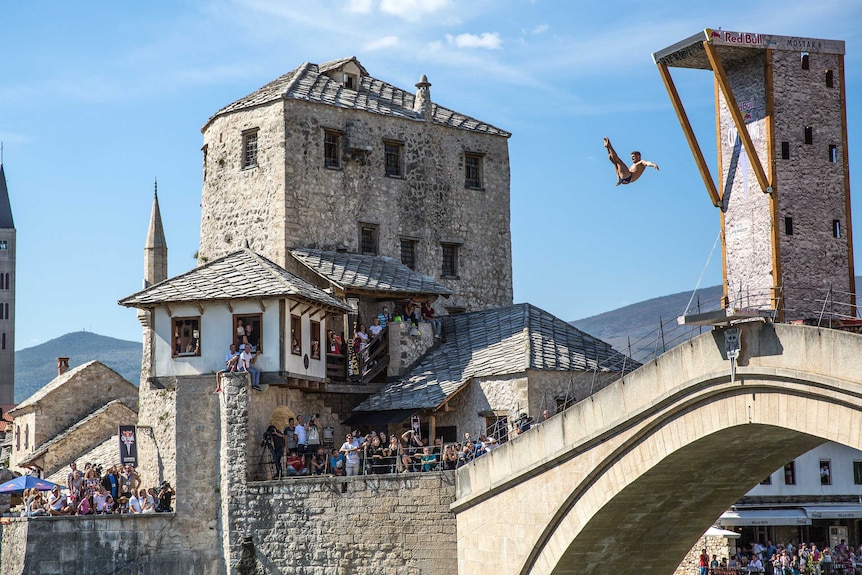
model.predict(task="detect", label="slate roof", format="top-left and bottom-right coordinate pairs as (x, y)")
top-left (119, 249), bottom-right (351, 312)
top-left (353, 303), bottom-right (640, 412)
top-left (205, 57), bottom-right (510, 137)
top-left (10, 361), bottom-right (124, 414)
top-left (290, 248), bottom-right (452, 297)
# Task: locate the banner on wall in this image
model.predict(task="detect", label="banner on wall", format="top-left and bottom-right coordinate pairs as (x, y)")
top-left (118, 425), bottom-right (138, 468)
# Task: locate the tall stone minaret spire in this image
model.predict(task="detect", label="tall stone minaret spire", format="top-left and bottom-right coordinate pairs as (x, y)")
top-left (413, 74), bottom-right (432, 119)
top-left (144, 178), bottom-right (167, 288)
top-left (0, 162), bottom-right (16, 405)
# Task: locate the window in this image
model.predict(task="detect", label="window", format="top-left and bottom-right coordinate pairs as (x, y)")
top-left (400, 238), bottom-right (417, 270)
top-left (784, 461), bottom-right (796, 485)
top-left (15, 425), bottom-right (18, 451)
top-left (854, 461), bottom-right (862, 485)
top-left (804, 126), bottom-right (813, 145)
top-left (829, 145), bottom-right (838, 163)
top-left (384, 141), bottom-right (403, 177)
top-left (484, 416), bottom-right (508, 444)
top-left (233, 313), bottom-right (262, 351)
top-left (785, 216), bottom-right (793, 236)
top-left (24, 423), bottom-right (28, 450)
top-left (826, 69), bottom-right (834, 88)
top-left (820, 460), bottom-right (832, 485)
top-left (833, 220), bottom-right (841, 238)
top-left (781, 141), bottom-right (790, 160)
top-left (360, 224), bottom-right (379, 255)
top-left (241, 129), bottom-right (259, 169)
top-left (172, 317), bottom-right (201, 357)
top-left (324, 130), bottom-right (341, 168)
top-left (310, 320), bottom-right (321, 360)
top-left (801, 52), bottom-right (810, 70)
top-left (1, 332), bottom-right (5, 349)
top-left (441, 243), bottom-right (459, 278)
top-left (465, 152), bottom-right (483, 189)
top-left (290, 315), bottom-right (302, 356)
top-left (0, 241), bottom-right (7, 250)
top-left (343, 73), bottom-right (357, 90)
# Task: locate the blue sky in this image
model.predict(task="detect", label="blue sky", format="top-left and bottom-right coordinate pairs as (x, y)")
top-left (2, 0), bottom-right (861, 350)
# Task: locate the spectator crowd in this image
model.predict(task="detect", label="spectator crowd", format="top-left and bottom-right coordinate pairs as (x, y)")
top-left (18, 462), bottom-right (175, 518)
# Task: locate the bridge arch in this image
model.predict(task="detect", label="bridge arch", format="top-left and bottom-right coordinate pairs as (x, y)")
top-left (452, 323), bottom-right (862, 575)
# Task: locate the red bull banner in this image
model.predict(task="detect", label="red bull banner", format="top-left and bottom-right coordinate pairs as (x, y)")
top-left (118, 425), bottom-right (138, 467)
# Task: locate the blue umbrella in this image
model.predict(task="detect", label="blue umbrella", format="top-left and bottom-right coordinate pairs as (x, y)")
top-left (0, 475), bottom-right (60, 494)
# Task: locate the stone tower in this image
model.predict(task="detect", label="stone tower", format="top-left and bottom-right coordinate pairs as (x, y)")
top-left (0, 164), bottom-right (15, 404)
top-left (654, 30), bottom-right (854, 322)
top-left (198, 57), bottom-right (513, 314)
top-left (144, 180), bottom-right (168, 288)
top-left (139, 182), bottom-right (167, 381)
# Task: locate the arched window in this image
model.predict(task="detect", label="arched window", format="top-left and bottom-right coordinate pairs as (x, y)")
top-left (15, 425), bottom-right (19, 451)
top-left (3, 333), bottom-right (7, 350)
top-left (24, 423), bottom-right (28, 450)
top-left (826, 69), bottom-right (834, 88)
top-left (801, 52), bottom-right (809, 70)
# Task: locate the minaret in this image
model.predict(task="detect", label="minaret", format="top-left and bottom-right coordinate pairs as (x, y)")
top-left (144, 179), bottom-right (168, 288)
top-left (0, 163), bottom-right (16, 405)
top-left (139, 180), bottom-right (167, 383)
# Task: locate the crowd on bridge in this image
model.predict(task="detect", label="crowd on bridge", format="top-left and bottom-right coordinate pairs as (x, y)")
top-left (18, 461), bottom-right (174, 517)
top-left (704, 539), bottom-right (862, 575)
top-left (260, 409), bottom-right (555, 481)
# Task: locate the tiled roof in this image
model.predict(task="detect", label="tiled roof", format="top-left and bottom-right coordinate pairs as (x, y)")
top-left (119, 249), bottom-right (351, 312)
top-left (205, 57), bottom-right (510, 137)
top-left (354, 303), bottom-right (640, 412)
top-left (290, 248), bottom-right (452, 297)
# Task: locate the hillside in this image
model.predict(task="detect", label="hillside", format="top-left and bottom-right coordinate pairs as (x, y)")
top-left (571, 276), bottom-right (862, 361)
top-left (14, 331), bottom-right (141, 403)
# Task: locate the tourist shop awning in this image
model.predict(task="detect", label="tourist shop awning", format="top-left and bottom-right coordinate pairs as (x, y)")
top-left (803, 506), bottom-right (862, 520)
top-left (718, 509), bottom-right (810, 527)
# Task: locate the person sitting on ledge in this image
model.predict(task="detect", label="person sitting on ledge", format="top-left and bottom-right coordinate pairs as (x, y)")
top-left (48, 486), bottom-right (73, 516)
top-left (284, 450), bottom-right (308, 476)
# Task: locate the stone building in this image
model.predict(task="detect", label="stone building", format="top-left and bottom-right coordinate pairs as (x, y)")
top-left (654, 30), bottom-right (854, 321)
top-left (7, 360), bottom-right (138, 478)
top-left (198, 56), bottom-right (513, 315)
top-left (349, 303), bottom-right (637, 440)
top-left (0, 163), bottom-right (15, 405)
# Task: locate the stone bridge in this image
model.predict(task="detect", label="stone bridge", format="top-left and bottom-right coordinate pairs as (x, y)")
top-left (452, 322), bottom-right (862, 575)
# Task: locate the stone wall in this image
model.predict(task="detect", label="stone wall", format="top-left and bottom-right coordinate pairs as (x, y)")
top-left (771, 49), bottom-right (852, 319)
top-left (675, 532), bottom-right (740, 575)
top-left (199, 93), bottom-right (512, 314)
top-left (220, 372), bottom-right (458, 575)
top-left (388, 320), bottom-right (436, 377)
top-left (0, 514), bottom-right (209, 575)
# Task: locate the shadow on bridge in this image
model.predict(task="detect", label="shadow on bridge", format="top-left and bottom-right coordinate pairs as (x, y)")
top-left (453, 322), bottom-right (862, 575)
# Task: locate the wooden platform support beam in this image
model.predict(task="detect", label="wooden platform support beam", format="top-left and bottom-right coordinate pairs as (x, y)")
top-left (656, 62), bottom-right (721, 207)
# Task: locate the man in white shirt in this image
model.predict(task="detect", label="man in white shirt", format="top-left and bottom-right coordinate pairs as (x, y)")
top-left (295, 416), bottom-right (308, 458)
top-left (238, 344), bottom-right (261, 390)
top-left (128, 491), bottom-right (143, 514)
top-left (340, 433), bottom-right (361, 476)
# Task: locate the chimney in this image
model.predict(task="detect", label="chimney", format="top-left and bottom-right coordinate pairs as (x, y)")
top-left (413, 74), bottom-right (432, 119)
top-left (57, 357), bottom-right (70, 376)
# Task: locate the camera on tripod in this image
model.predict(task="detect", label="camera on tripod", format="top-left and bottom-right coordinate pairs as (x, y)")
top-left (261, 429), bottom-right (274, 449)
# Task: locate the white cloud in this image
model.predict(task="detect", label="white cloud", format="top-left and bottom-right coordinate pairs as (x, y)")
top-left (346, 0), bottom-right (373, 13)
top-left (445, 32), bottom-right (502, 50)
top-left (380, 0), bottom-right (450, 21)
top-left (532, 24), bottom-right (548, 34)
top-left (364, 35), bottom-right (399, 51)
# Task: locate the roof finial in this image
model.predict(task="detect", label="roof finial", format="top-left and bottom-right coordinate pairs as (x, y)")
top-left (154, 177), bottom-right (158, 198)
